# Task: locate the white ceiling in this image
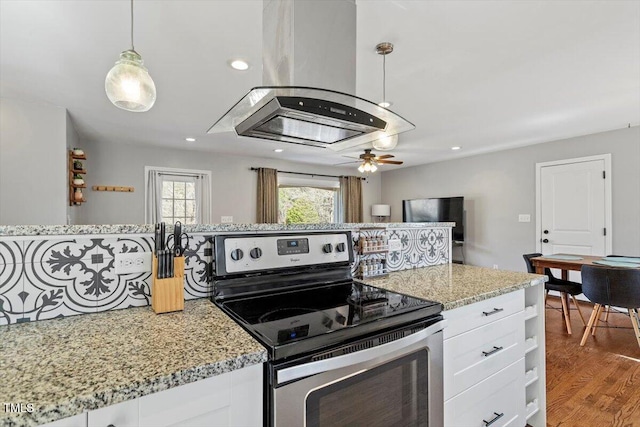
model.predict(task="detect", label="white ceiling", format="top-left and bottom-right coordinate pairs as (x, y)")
top-left (1, 1), bottom-right (638, 170)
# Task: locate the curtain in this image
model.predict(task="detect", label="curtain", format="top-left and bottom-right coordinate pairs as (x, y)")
top-left (339, 176), bottom-right (363, 223)
top-left (145, 169), bottom-right (163, 224)
top-left (195, 173), bottom-right (211, 223)
top-left (256, 168), bottom-right (279, 223)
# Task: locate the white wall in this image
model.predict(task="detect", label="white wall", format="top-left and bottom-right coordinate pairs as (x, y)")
top-left (381, 126), bottom-right (640, 271)
top-left (77, 140), bottom-right (382, 225)
top-left (0, 98), bottom-right (67, 225)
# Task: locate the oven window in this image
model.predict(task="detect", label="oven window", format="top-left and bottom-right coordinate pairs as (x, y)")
top-left (306, 350), bottom-right (428, 427)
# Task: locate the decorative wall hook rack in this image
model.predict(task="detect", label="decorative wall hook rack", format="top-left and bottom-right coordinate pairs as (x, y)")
top-left (92, 186), bottom-right (135, 192)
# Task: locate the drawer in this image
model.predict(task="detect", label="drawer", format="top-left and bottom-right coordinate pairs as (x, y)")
top-left (444, 289), bottom-right (524, 339)
top-left (444, 358), bottom-right (525, 427)
top-left (444, 311), bottom-right (524, 400)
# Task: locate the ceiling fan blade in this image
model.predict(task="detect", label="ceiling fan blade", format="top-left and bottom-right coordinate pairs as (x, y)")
top-left (377, 160), bottom-right (404, 165)
top-left (375, 154), bottom-right (395, 160)
top-left (333, 160), bottom-right (361, 166)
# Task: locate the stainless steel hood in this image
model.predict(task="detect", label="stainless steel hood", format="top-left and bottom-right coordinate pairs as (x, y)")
top-left (207, 0), bottom-right (415, 151)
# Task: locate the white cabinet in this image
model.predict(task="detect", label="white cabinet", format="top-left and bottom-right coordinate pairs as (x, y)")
top-left (39, 363), bottom-right (263, 427)
top-left (444, 358), bottom-right (525, 427)
top-left (40, 413), bottom-right (87, 427)
top-left (88, 399), bottom-right (138, 427)
top-left (443, 286), bottom-right (546, 426)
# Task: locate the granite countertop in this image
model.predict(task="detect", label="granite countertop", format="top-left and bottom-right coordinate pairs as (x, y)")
top-left (361, 264), bottom-right (546, 310)
top-left (0, 222), bottom-right (454, 237)
top-left (0, 299), bottom-right (267, 427)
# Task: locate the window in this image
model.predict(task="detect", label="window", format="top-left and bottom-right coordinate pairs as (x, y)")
top-left (162, 178), bottom-right (197, 224)
top-left (144, 167), bottom-right (211, 224)
top-left (278, 175), bottom-right (340, 224)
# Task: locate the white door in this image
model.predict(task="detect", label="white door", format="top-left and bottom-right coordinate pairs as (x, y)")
top-left (539, 158), bottom-right (607, 258)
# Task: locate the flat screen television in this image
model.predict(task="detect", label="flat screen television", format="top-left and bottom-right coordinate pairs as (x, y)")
top-left (402, 196), bottom-right (464, 242)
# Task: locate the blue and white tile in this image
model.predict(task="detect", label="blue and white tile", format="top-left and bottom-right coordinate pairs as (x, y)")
top-left (95, 263), bottom-right (152, 312)
top-left (98, 236), bottom-right (155, 260)
top-left (22, 239), bottom-right (101, 321)
top-left (0, 264), bottom-right (24, 326)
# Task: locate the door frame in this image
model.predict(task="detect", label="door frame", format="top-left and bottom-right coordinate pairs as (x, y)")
top-left (535, 154), bottom-right (612, 254)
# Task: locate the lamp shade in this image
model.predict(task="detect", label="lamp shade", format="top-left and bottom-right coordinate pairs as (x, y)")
top-left (105, 50), bottom-right (156, 112)
top-left (371, 204), bottom-right (391, 217)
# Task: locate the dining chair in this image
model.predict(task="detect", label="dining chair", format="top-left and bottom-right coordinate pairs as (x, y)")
top-left (580, 265), bottom-right (640, 348)
top-left (523, 253), bottom-right (586, 334)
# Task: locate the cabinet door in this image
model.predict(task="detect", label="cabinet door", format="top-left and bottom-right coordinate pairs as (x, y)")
top-left (444, 358), bottom-right (526, 427)
top-left (444, 311), bottom-right (525, 400)
top-left (87, 399), bottom-right (139, 427)
top-left (139, 371), bottom-right (232, 427)
top-left (39, 413), bottom-right (87, 427)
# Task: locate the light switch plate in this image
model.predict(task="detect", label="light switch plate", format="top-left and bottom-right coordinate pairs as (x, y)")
top-left (518, 214), bottom-right (531, 223)
top-left (388, 238), bottom-right (402, 251)
top-left (115, 252), bottom-right (152, 274)
top-left (221, 216), bottom-right (233, 224)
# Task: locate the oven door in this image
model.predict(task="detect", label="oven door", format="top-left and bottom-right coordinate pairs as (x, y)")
top-left (272, 320), bottom-right (445, 427)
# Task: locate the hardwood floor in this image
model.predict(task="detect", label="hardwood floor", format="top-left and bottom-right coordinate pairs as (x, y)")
top-left (545, 297), bottom-right (640, 426)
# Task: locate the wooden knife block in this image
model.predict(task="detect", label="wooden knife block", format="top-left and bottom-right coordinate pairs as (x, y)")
top-left (151, 256), bottom-right (185, 314)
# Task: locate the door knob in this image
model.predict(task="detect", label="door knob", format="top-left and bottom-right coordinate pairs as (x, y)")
top-left (543, 230), bottom-right (549, 234)
top-left (542, 239), bottom-right (549, 243)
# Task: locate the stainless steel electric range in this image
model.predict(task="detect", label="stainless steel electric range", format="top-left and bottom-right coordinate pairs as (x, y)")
top-left (212, 231), bottom-right (445, 427)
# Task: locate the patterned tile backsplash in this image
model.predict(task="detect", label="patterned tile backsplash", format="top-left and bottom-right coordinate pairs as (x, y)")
top-left (0, 226), bottom-right (451, 325)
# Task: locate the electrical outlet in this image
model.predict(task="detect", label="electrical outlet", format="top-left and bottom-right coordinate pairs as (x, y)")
top-left (493, 264), bottom-right (499, 270)
top-left (115, 252), bottom-right (152, 274)
top-left (221, 216), bottom-right (233, 224)
top-left (388, 238), bottom-right (402, 251)
top-left (518, 214), bottom-right (531, 223)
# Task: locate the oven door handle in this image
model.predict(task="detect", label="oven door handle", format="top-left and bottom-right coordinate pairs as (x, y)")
top-left (276, 319), bottom-right (447, 385)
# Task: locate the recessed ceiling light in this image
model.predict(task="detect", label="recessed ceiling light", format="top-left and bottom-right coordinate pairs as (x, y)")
top-left (451, 146), bottom-right (461, 150)
top-left (185, 137), bottom-right (196, 142)
top-left (378, 101), bottom-right (392, 108)
top-left (230, 59), bottom-right (249, 71)
top-left (274, 148), bottom-right (284, 153)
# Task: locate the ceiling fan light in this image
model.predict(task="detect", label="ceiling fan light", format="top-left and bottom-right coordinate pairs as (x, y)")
top-left (105, 50), bottom-right (156, 112)
top-left (358, 164), bottom-right (365, 173)
top-left (364, 162), bottom-right (372, 172)
top-left (370, 163), bottom-right (378, 172)
top-left (372, 133), bottom-right (398, 151)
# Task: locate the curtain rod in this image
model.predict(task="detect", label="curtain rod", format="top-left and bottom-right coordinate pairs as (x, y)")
top-left (250, 167), bottom-right (366, 180)
top-left (158, 172), bottom-right (202, 178)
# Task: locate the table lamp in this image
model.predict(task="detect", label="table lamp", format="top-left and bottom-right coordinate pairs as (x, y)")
top-left (371, 204), bottom-right (391, 223)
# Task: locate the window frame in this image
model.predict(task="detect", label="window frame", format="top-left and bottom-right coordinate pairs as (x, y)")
top-left (144, 166), bottom-right (212, 225)
top-left (277, 174), bottom-right (340, 224)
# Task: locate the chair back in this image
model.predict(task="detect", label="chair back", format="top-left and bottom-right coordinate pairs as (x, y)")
top-left (581, 265), bottom-right (640, 309)
top-left (522, 253), bottom-right (555, 278)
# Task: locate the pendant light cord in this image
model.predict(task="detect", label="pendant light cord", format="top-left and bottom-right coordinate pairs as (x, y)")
top-left (130, 0), bottom-right (135, 51)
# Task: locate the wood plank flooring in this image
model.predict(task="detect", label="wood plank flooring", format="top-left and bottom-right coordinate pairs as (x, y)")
top-left (545, 297), bottom-right (640, 426)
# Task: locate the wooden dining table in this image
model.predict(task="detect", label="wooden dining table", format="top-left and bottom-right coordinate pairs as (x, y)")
top-left (530, 254), bottom-right (607, 279)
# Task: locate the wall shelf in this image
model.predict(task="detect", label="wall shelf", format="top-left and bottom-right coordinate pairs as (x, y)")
top-left (68, 150), bottom-right (87, 206)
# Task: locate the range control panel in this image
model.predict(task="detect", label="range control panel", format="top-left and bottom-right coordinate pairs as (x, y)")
top-left (215, 232), bottom-right (352, 275)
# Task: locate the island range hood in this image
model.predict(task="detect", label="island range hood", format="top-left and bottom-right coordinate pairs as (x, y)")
top-left (207, 0), bottom-right (415, 151)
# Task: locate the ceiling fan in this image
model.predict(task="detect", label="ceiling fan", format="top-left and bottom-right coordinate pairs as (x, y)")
top-left (336, 149), bottom-right (404, 173)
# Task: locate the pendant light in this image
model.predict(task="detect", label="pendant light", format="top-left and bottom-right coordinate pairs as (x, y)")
top-left (373, 42), bottom-right (398, 151)
top-left (105, 0), bottom-right (156, 112)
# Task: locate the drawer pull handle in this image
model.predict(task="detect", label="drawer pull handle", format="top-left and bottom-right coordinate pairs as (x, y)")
top-left (482, 346), bottom-right (504, 357)
top-left (482, 307), bottom-right (504, 316)
top-left (483, 412), bottom-right (504, 426)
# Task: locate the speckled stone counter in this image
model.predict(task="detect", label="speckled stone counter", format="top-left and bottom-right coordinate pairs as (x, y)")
top-left (361, 264), bottom-right (546, 310)
top-left (0, 299), bottom-right (267, 427)
top-left (0, 222), bottom-right (454, 237)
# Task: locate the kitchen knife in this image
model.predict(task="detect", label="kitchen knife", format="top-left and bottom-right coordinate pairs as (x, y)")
top-left (154, 223), bottom-right (161, 254)
top-left (174, 221), bottom-right (182, 256)
top-left (169, 252), bottom-right (174, 278)
top-left (160, 222), bottom-right (166, 251)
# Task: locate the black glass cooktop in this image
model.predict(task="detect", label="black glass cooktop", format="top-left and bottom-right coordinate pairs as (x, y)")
top-left (216, 281), bottom-right (442, 360)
